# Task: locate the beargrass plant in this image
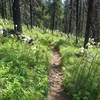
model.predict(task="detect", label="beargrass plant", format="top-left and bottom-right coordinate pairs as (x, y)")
top-left (60, 38), bottom-right (100, 100)
top-left (0, 19), bottom-right (67, 100)
top-left (0, 18), bottom-right (68, 100)
top-left (0, 31), bottom-right (51, 100)
top-left (1, 18), bottom-right (100, 100)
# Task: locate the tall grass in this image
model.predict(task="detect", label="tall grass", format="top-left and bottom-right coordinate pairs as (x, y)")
top-left (60, 38), bottom-right (100, 100)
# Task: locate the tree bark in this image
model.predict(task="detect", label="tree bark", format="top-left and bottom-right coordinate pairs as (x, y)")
top-left (76, 0), bottom-right (79, 44)
top-left (30, 0), bottom-right (33, 29)
top-left (9, 0), bottom-right (13, 18)
top-left (68, 0), bottom-right (73, 34)
top-left (13, 0), bottom-right (22, 34)
top-left (1, 0), bottom-right (7, 19)
top-left (64, 0), bottom-right (69, 34)
top-left (84, 0), bottom-right (94, 48)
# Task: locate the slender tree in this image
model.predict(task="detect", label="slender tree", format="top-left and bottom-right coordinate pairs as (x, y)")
top-left (49, 0), bottom-right (62, 33)
top-left (64, 0), bottom-right (69, 34)
top-left (30, 0), bottom-right (33, 29)
top-left (1, 0), bottom-right (7, 19)
top-left (9, 0), bottom-right (13, 18)
top-left (68, 0), bottom-right (73, 34)
top-left (76, 0), bottom-right (79, 44)
top-left (84, 0), bottom-right (94, 48)
top-left (13, 0), bottom-right (22, 33)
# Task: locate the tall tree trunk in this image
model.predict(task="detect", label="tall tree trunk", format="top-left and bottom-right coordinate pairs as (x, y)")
top-left (94, 0), bottom-right (100, 42)
top-left (76, 0), bottom-right (79, 44)
top-left (84, 0), bottom-right (94, 48)
top-left (68, 0), bottom-right (73, 34)
top-left (9, 0), bottom-right (13, 18)
top-left (51, 1), bottom-right (56, 33)
top-left (51, 9), bottom-right (56, 33)
top-left (1, 0), bottom-right (7, 19)
top-left (23, 1), bottom-right (29, 28)
top-left (78, 0), bottom-right (82, 35)
top-left (30, 0), bottom-right (33, 29)
top-left (13, 0), bottom-right (22, 34)
top-left (64, 0), bottom-right (69, 34)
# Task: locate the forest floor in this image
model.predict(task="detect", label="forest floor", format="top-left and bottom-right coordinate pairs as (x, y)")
top-left (47, 45), bottom-right (68, 100)
top-left (0, 19), bottom-right (100, 100)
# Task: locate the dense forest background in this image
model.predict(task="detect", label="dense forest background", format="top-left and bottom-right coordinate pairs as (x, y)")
top-left (0, 0), bottom-right (100, 47)
top-left (0, 0), bottom-right (100, 100)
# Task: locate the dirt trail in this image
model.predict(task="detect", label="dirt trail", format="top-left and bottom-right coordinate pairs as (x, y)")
top-left (47, 46), bottom-right (68, 100)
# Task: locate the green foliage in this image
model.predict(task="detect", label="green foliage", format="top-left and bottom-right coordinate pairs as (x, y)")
top-left (0, 35), bottom-right (51, 100)
top-left (1, 18), bottom-right (100, 100)
top-left (48, 0), bottom-right (63, 30)
top-left (60, 37), bottom-right (100, 100)
top-left (0, 19), bottom-right (52, 100)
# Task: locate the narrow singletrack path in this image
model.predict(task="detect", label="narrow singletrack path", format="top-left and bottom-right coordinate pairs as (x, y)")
top-left (47, 46), bottom-right (68, 100)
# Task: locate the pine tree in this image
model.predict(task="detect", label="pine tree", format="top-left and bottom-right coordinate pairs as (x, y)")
top-left (64, 0), bottom-right (69, 34)
top-left (49, 0), bottom-right (62, 33)
top-left (13, 0), bottom-right (22, 34)
top-left (76, 0), bottom-right (79, 44)
top-left (1, 0), bottom-right (7, 19)
top-left (84, 0), bottom-right (94, 48)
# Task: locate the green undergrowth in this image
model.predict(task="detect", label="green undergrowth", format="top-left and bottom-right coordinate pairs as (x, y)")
top-left (1, 18), bottom-right (100, 100)
top-left (0, 36), bottom-right (51, 100)
top-left (59, 37), bottom-right (100, 100)
top-left (0, 19), bottom-right (52, 100)
top-left (0, 18), bottom-right (68, 100)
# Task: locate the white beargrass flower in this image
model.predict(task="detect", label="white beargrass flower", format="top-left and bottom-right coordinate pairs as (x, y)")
top-left (81, 47), bottom-right (85, 53)
top-left (15, 25), bottom-right (17, 27)
top-left (23, 38), bottom-right (28, 42)
top-left (11, 34), bottom-right (14, 38)
top-left (89, 38), bottom-right (95, 45)
top-left (98, 42), bottom-right (100, 46)
top-left (80, 47), bottom-right (87, 53)
top-left (87, 42), bottom-right (91, 46)
top-left (88, 45), bottom-right (93, 48)
top-left (91, 39), bottom-right (94, 42)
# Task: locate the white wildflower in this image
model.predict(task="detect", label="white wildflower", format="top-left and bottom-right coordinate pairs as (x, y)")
top-left (90, 38), bottom-right (95, 44)
top-left (15, 25), bottom-right (17, 27)
top-left (88, 45), bottom-right (93, 48)
top-left (80, 47), bottom-right (87, 53)
top-left (91, 38), bottom-right (94, 41)
top-left (98, 42), bottom-right (100, 46)
top-left (22, 38), bottom-right (28, 42)
top-left (87, 42), bottom-right (91, 46)
top-left (81, 47), bottom-right (85, 53)
top-left (11, 34), bottom-right (14, 38)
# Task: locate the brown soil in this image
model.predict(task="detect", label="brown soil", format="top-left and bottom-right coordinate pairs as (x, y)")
top-left (47, 46), bottom-right (68, 100)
